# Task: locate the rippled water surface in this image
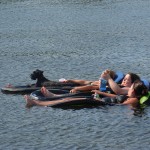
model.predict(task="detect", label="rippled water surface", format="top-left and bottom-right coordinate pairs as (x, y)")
top-left (1, 0), bottom-right (150, 149)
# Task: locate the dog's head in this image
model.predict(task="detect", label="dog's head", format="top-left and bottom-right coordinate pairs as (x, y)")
top-left (30, 69), bottom-right (44, 80)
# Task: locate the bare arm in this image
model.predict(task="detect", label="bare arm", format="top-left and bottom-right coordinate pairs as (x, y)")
top-left (107, 78), bottom-right (129, 95)
top-left (101, 71), bottom-right (128, 95)
top-left (91, 90), bottom-right (117, 98)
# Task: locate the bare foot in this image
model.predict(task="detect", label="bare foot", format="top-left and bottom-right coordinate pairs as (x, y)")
top-left (41, 86), bottom-right (55, 97)
top-left (24, 95), bottom-right (35, 108)
top-left (5, 83), bottom-right (13, 88)
top-left (59, 78), bottom-right (67, 82)
top-left (70, 88), bottom-right (77, 93)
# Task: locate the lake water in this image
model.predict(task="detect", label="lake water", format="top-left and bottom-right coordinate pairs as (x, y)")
top-left (0, 0), bottom-right (150, 149)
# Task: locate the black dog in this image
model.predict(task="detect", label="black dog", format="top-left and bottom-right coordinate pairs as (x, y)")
top-left (30, 69), bottom-right (50, 87)
top-left (30, 69), bottom-right (80, 87)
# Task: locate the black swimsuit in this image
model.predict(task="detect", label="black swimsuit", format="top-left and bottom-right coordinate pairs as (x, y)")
top-left (101, 95), bottom-right (128, 104)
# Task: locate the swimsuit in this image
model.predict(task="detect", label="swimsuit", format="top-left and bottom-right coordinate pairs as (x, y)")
top-left (101, 95), bottom-right (128, 104)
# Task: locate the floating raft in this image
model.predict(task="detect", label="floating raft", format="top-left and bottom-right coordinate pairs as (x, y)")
top-left (30, 89), bottom-right (92, 101)
top-left (1, 86), bottom-right (72, 94)
top-left (29, 89), bottom-right (107, 108)
top-left (47, 97), bottom-right (106, 108)
top-left (1, 71), bottom-right (125, 94)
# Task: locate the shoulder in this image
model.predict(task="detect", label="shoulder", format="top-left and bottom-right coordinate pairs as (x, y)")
top-left (123, 98), bottom-right (138, 105)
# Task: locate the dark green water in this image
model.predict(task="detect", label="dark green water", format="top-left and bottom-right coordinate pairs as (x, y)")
top-left (0, 0), bottom-right (150, 149)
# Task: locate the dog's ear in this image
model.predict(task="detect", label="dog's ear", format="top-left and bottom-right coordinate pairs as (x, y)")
top-left (36, 69), bottom-right (44, 74)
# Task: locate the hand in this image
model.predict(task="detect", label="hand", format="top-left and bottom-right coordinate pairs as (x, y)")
top-left (91, 90), bottom-right (99, 93)
top-left (100, 70), bottom-right (111, 80)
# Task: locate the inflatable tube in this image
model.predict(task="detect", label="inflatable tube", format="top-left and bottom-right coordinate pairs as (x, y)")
top-left (30, 90), bottom-right (105, 108)
top-left (141, 79), bottom-right (150, 90)
top-left (1, 86), bottom-right (41, 94)
top-left (1, 85), bottom-right (73, 94)
top-left (30, 90), bottom-right (92, 101)
top-left (46, 97), bottom-right (105, 108)
top-left (114, 71), bottom-right (124, 83)
top-left (140, 92), bottom-right (150, 108)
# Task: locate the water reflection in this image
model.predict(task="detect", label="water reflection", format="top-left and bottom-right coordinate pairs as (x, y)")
top-left (1, 0), bottom-right (150, 149)
top-left (0, 0), bottom-right (103, 5)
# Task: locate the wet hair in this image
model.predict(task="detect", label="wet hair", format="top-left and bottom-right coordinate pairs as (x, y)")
top-left (127, 72), bottom-right (140, 83)
top-left (132, 80), bottom-right (148, 98)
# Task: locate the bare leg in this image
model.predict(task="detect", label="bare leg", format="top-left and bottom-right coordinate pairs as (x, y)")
top-left (24, 95), bottom-right (89, 108)
top-left (24, 95), bottom-right (57, 108)
top-left (70, 85), bottom-right (99, 93)
top-left (65, 79), bottom-right (94, 85)
top-left (41, 86), bottom-right (56, 97)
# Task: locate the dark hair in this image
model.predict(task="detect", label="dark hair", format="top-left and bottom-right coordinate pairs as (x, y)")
top-left (132, 80), bottom-right (148, 98)
top-left (107, 70), bottom-right (115, 79)
top-left (127, 73), bottom-right (140, 83)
